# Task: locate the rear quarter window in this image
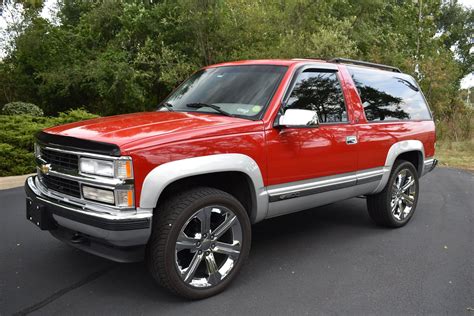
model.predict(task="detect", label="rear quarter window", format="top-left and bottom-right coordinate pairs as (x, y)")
top-left (348, 66), bottom-right (432, 121)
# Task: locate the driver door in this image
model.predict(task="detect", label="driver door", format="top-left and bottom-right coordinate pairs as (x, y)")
top-left (265, 69), bottom-right (358, 186)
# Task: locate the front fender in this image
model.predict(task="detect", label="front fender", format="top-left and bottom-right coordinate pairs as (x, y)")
top-left (139, 153), bottom-right (268, 223)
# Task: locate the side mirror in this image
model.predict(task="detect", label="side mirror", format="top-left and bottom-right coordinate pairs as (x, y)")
top-left (277, 108), bottom-right (319, 128)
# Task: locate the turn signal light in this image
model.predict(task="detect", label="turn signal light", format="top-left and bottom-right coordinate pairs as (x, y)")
top-left (116, 189), bottom-right (134, 207)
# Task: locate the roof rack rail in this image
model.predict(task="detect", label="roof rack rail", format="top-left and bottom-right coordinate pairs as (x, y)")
top-left (328, 58), bottom-right (401, 73)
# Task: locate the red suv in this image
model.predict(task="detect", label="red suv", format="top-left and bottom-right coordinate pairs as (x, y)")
top-left (25, 58), bottom-right (437, 299)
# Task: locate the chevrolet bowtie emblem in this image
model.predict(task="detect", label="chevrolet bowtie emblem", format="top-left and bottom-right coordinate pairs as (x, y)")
top-left (40, 164), bottom-right (51, 175)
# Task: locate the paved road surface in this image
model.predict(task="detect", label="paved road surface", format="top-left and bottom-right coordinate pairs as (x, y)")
top-left (1, 168), bottom-right (472, 315)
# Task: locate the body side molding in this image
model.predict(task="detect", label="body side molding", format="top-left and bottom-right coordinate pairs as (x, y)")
top-left (139, 154), bottom-right (268, 223)
top-left (373, 140), bottom-right (425, 193)
top-left (267, 167), bottom-right (384, 203)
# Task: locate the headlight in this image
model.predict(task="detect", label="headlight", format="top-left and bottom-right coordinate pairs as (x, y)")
top-left (80, 158), bottom-right (115, 177)
top-left (82, 186), bottom-right (115, 204)
top-left (79, 157), bottom-right (133, 179)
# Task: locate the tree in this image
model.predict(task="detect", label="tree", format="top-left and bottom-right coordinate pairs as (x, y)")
top-left (0, 0), bottom-right (471, 138)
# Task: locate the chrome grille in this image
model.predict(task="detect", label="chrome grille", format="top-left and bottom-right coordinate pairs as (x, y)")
top-left (40, 148), bottom-right (79, 170)
top-left (39, 173), bottom-right (81, 198)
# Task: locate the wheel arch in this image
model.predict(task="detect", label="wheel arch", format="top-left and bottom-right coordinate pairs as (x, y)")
top-left (373, 140), bottom-right (425, 193)
top-left (139, 154), bottom-right (268, 223)
top-left (396, 151), bottom-right (424, 176)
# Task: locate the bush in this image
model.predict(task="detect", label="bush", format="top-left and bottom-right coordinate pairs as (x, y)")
top-left (436, 106), bottom-right (473, 142)
top-left (56, 109), bottom-right (99, 124)
top-left (2, 102), bottom-right (44, 116)
top-left (0, 109), bottom-right (99, 177)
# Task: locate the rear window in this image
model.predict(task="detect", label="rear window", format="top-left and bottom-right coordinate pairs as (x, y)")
top-left (348, 67), bottom-right (432, 121)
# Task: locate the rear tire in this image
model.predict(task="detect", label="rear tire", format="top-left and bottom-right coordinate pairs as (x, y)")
top-left (367, 160), bottom-right (419, 228)
top-left (146, 187), bottom-right (251, 299)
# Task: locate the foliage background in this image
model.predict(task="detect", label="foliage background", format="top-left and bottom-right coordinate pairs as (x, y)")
top-left (0, 109), bottom-right (98, 176)
top-left (0, 0), bottom-right (473, 175)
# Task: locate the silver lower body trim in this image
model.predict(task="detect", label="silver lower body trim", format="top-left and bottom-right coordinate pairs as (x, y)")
top-left (267, 168), bottom-right (385, 202)
top-left (266, 168), bottom-right (386, 218)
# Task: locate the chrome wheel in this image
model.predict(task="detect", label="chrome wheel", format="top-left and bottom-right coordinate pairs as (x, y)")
top-left (175, 205), bottom-right (242, 288)
top-left (390, 169), bottom-right (417, 221)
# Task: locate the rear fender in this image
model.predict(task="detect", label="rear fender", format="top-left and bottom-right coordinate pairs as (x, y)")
top-left (373, 140), bottom-right (425, 193)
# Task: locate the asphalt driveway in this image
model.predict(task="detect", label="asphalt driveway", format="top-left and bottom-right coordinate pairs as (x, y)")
top-left (1, 168), bottom-right (472, 315)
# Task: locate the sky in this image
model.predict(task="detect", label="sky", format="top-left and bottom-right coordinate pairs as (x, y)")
top-left (1, 0), bottom-right (473, 88)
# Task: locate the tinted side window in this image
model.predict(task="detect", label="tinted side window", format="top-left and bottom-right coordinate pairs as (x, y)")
top-left (348, 67), bottom-right (431, 121)
top-left (285, 71), bottom-right (347, 123)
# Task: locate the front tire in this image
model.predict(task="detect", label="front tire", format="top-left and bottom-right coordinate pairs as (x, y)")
top-left (146, 187), bottom-right (251, 299)
top-left (367, 160), bottom-right (419, 228)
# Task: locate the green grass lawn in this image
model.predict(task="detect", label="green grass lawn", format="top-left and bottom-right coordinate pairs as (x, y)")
top-left (435, 140), bottom-right (474, 171)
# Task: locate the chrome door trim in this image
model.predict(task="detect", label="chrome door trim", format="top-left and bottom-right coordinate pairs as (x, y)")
top-left (268, 178), bottom-right (356, 202)
top-left (267, 168), bottom-right (385, 202)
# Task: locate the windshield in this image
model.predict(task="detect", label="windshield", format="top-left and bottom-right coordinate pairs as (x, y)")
top-left (160, 65), bottom-right (287, 119)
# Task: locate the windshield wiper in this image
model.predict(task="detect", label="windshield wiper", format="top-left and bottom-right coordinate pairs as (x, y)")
top-left (157, 102), bottom-right (174, 112)
top-left (185, 103), bottom-right (235, 117)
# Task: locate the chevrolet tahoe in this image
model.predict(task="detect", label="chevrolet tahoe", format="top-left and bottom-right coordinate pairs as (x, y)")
top-left (25, 58), bottom-right (437, 299)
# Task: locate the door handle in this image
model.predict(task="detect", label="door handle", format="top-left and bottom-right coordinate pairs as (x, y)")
top-left (346, 135), bottom-right (358, 145)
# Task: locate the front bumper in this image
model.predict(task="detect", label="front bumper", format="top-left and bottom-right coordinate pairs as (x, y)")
top-left (25, 176), bottom-right (152, 262)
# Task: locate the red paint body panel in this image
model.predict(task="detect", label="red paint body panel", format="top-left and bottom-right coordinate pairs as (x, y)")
top-left (44, 112), bottom-right (258, 149)
top-left (337, 66), bottom-right (436, 169)
top-left (41, 59), bottom-right (436, 208)
top-left (131, 130), bottom-right (266, 204)
top-left (265, 124), bottom-right (358, 185)
top-left (354, 121), bottom-right (436, 171)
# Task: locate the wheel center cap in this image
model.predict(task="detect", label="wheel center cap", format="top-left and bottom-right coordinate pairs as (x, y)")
top-left (201, 239), bottom-right (212, 251)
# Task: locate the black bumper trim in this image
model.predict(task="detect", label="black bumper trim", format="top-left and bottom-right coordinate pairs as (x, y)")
top-left (50, 227), bottom-right (145, 263)
top-left (25, 178), bottom-right (150, 231)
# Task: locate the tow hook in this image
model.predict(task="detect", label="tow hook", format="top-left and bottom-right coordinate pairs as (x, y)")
top-left (71, 233), bottom-right (88, 244)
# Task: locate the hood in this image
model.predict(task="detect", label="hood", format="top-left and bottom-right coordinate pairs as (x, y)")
top-left (43, 111), bottom-right (263, 152)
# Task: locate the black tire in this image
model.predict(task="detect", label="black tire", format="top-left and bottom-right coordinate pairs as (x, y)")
top-left (367, 160), bottom-right (420, 228)
top-left (146, 187), bottom-right (251, 299)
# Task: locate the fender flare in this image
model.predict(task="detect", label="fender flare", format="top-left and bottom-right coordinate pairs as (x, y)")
top-left (139, 153), bottom-right (268, 223)
top-left (373, 140), bottom-right (425, 193)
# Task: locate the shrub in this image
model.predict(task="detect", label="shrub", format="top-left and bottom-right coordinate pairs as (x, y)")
top-left (0, 109), bottom-right (99, 177)
top-left (2, 102), bottom-right (44, 116)
top-left (56, 109), bottom-right (99, 124)
top-left (436, 106), bottom-right (473, 142)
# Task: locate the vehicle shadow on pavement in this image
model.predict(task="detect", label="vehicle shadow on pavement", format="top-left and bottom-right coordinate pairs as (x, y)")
top-left (67, 197), bottom-right (378, 303)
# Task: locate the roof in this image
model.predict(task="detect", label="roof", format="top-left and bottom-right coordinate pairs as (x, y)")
top-left (204, 59), bottom-right (306, 68)
top-left (205, 58), bottom-right (402, 73)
